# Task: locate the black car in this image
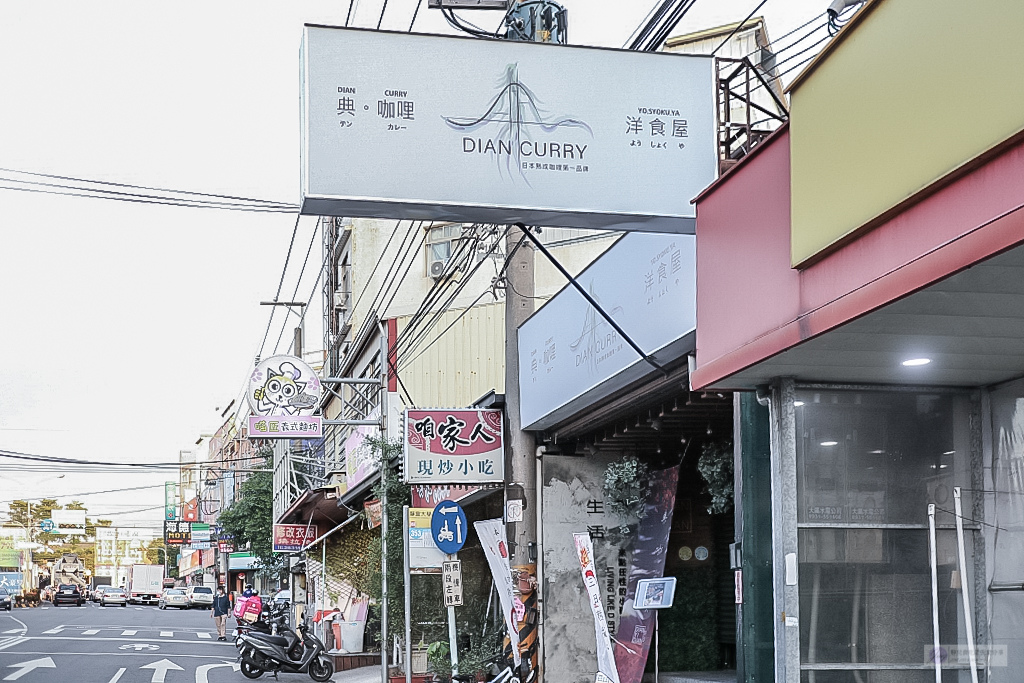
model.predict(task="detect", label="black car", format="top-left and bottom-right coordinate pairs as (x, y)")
top-left (0, 587), bottom-right (11, 611)
top-left (52, 583), bottom-right (84, 606)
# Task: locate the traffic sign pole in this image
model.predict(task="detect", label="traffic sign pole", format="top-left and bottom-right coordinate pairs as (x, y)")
top-left (403, 506), bottom-right (412, 683)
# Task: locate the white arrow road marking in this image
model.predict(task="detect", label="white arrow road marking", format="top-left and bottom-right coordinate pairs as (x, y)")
top-left (41, 626), bottom-right (63, 634)
top-left (121, 630), bottom-right (137, 636)
top-left (3, 656), bottom-right (56, 681)
top-left (160, 631), bottom-right (173, 637)
top-left (83, 629), bottom-right (100, 635)
top-left (119, 643), bottom-right (160, 651)
top-left (196, 632), bottom-right (211, 639)
top-left (107, 668), bottom-right (126, 683)
top-left (194, 661), bottom-right (239, 683)
top-left (140, 658), bottom-right (183, 683)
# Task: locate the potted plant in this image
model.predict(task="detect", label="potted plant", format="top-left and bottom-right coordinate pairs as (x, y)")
top-left (426, 641), bottom-right (451, 683)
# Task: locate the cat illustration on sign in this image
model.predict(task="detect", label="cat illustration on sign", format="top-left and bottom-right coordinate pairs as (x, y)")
top-left (252, 361), bottom-right (317, 415)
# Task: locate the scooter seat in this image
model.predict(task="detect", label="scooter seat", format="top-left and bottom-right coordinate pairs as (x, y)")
top-left (255, 634), bottom-right (291, 647)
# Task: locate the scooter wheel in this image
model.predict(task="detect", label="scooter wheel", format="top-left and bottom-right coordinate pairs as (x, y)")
top-left (308, 656), bottom-right (334, 682)
top-left (240, 661), bottom-right (264, 679)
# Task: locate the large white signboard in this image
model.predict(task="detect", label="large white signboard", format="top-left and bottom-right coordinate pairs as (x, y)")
top-left (301, 26), bottom-right (716, 233)
top-left (518, 232), bottom-right (696, 430)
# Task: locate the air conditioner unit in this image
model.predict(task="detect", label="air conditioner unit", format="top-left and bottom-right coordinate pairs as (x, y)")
top-left (333, 290), bottom-right (349, 310)
top-left (429, 258), bottom-right (448, 279)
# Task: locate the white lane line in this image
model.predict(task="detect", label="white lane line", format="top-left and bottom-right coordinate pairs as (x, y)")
top-left (2, 630), bottom-right (19, 634)
top-left (121, 630), bottom-right (137, 636)
top-left (41, 626), bottom-right (64, 635)
top-left (107, 668), bottom-right (126, 683)
top-left (159, 631), bottom-right (173, 637)
top-left (0, 637), bottom-right (26, 652)
top-left (82, 629), bottom-right (100, 635)
top-left (197, 632), bottom-right (212, 639)
top-left (0, 614), bottom-right (28, 634)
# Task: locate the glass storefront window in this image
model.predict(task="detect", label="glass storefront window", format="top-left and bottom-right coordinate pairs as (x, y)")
top-left (794, 389), bottom-right (975, 682)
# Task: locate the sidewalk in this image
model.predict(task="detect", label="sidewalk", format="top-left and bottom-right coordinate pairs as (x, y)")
top-left (333, 665), bottom-right (386, 683)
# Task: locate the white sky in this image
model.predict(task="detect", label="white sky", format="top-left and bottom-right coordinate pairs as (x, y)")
top-left (0, 0), bottom-right (826, 530)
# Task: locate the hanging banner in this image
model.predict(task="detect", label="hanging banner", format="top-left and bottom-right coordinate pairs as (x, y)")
top-left (613, 466), bottom-right (680, 683)
top-left (404, 409), bottom-right (504, 484)
top-left (474, 519), bottom-right (521, 668)
top-left (574, 533), bottom-right (621, 683)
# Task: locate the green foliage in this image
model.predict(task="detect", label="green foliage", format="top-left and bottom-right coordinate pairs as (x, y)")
top-left (365, 436), bottom-right (410, 639)
top-left (427, 641), bottom-right (451, 682)
top-left (649, 567), bottom-right (719, 671)
top-left (603, 456), bottom-right (650, 532)
top-left (697, 438), bottom-right (734, 514)
top-left (217, 444), bottom-right (285, 574)
top-left (324, 526), bottom-right (378, 597)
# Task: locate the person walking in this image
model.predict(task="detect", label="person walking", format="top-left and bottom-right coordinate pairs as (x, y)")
top-left (212, 586), bottom-right (231, 641)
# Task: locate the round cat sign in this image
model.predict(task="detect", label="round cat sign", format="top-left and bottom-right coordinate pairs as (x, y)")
top-left (247, 355), bottom-right (322, 416)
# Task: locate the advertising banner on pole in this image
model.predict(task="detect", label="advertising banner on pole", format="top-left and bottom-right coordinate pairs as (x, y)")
top-left (474, 519), bottom-right (521, 667)
top-left (301, 26), bottom-right (716, 233)
top-left (574, 533), bottom-right (621, 683)
top-left (165, 481), bottom-right (177, 520)
top-left (404, 409), bottom-right (504, 484)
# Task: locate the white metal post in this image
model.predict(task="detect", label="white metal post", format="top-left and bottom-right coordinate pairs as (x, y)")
top-left (928, 504), bottom-right (941, 683)
top-left (953, 487), bottom-right (979, 683)
top-left (404, 506), bottom-right (412, 683)
top-left (448, 604), bottom-right (459, 676)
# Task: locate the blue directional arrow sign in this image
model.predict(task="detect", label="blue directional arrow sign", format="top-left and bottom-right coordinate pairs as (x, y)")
top-left (39, 519), bottom-right (54, 533)
top-left (431, 501), bottom-right (468, 555)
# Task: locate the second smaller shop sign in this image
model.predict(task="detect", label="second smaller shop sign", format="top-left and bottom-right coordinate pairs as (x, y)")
top-left (442, 560), bottom-right (463, 607)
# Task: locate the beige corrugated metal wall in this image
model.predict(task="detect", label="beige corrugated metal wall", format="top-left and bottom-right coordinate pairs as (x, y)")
top-left (395, 300), bottom-right (505, 408)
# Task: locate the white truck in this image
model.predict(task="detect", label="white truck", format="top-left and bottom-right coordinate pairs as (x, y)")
top-left (126, 564), bottom-right (164, 605)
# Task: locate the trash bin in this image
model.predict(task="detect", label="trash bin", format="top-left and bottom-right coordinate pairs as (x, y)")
top-left (338, 620), bottom-right (366, 653)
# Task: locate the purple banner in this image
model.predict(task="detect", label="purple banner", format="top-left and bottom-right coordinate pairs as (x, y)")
top-left (612, 465), bottom-right (680, 683)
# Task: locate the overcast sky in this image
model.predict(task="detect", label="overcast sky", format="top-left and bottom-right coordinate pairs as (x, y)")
top-left (0, 0), bottom-right (827, 531)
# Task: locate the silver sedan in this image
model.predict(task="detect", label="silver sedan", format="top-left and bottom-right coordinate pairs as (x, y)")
top-left (158, 588), bottom-right (190, 610)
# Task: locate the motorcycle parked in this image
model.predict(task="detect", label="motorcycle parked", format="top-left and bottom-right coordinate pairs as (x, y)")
top-left (234, 601), bottom-right (289, 646)
top-left (236, 617), bottom-right (334, 681)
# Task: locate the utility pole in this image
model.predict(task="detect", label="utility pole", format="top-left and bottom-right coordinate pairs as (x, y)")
top-left (504, 224), bottom-right (536, 569)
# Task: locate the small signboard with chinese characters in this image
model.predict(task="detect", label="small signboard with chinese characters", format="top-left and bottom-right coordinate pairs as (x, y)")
top-left (404, 409), bottom-right (504, 484)
top-left (409, 508), bottom-right (444, 572)
top-left (442, 560), bottom-right (463, 607)
top-left (248, 415), bottom-right (323, 439)
top-left (273, 524), bottom-right (318, 553)
top-left (164, 520), bottom-right (191, 545)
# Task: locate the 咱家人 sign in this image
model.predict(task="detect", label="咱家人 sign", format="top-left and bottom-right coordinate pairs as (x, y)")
top-left (442, 560), bottom-right (463, 607)
top-left (404, 409), bottom-right (504, 484)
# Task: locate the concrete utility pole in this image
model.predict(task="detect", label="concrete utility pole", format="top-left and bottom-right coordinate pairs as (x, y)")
top-left (504, 225), bottom-right (536, 568)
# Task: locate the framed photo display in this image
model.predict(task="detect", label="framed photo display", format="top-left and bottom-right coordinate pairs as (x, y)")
top-left (635, 577), bottom-right (678, 609)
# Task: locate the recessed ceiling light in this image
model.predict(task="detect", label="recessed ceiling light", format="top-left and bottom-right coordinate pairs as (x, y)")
top-left (943, 451), bottom-right (955, 455)
top-left (902, 357), bottom-right (931, 367)
top-left (820, 441), bottom-right (838, 447)
top-left (869, 449), bottom-right (885, 454)
top-left (794, 401), bottom-right (805, 407)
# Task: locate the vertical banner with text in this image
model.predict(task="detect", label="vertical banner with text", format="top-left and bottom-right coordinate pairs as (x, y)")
top-left (474, 519), bottom-right (521, 667)
top-left (574, 533), bottom-right (621, 683)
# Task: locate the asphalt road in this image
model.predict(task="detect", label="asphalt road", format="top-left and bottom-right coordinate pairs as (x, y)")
top-left (0, 600), bottom-right (246, 683)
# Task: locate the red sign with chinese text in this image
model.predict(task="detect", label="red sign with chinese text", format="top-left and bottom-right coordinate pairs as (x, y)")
top-left (272, 524), bottom-right (318, 552)
top-left (404, 409), bottom-right (504, 484)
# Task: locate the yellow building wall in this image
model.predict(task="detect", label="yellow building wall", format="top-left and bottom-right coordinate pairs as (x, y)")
top-left (395, 300), bottom-right (506, 408)
top-left (789, 0), bottom-right (1024, 266)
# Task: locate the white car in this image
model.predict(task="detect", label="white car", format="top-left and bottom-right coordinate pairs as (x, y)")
top-left (158, 588), bottom-right (189, 610)
top-left (186, 585), bottom-right (214, 609)
top-left (100, 587), bottom-right (127, 606)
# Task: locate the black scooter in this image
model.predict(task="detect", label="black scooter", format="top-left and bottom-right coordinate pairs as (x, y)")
top-left (234, 602), bottom-right (289, 646)
top-left (236, 617), bottom-right (334, 681)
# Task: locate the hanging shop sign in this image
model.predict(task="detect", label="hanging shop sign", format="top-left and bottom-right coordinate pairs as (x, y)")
top-left (191, 524), bottom-right (211, 543)
top-left (182, 496), bottom-right (199, 522)
top-left (273, 524), bottom-right (318, 553)
top-left (345, 417), bottom-right (380, 489)
top-left (518, 232), bottom-right (696, 431)
top-left (229, 553), bottom-right (258, 571)
top-left (165, 482), bottom-right (177, 520)
top-left (410, 484), bottom-right (483, 508)
top-left (300, 26), bottom-right (716, 233)
top-left (248, 415), bottom-right (323, 438)
top-left (404, 409), bottom-right (504, 485)
top-left (164, 521), bottom-right (191, 546)
top-left (574, 532), bottom-right (621, 683)
top-left (247, 355), bottom-right (322, 417)
top-left (431, 501), bottom-right (468, 555)
top-left (50, 509), bottom-right (86, 536)
top-left (475, 519), bottom-right (521, 668)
